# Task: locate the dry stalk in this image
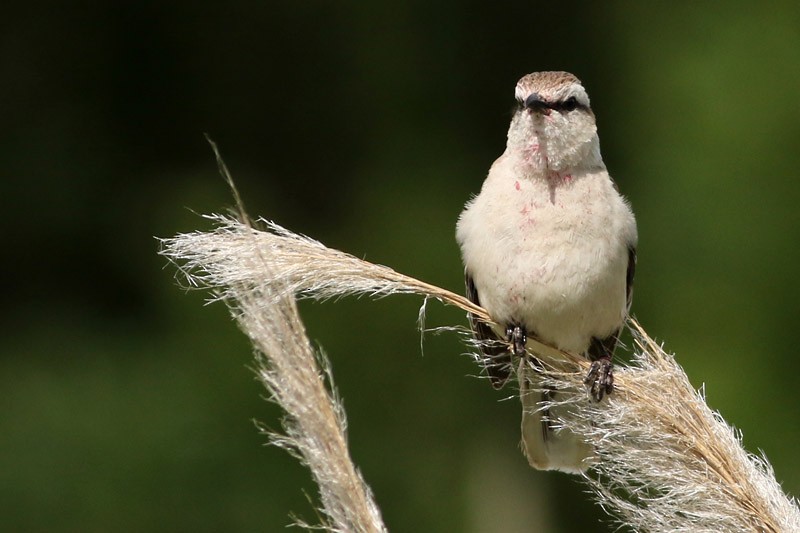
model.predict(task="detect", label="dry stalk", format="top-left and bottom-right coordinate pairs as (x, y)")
top-left (164, 214), bottom-right (386, 532)
top-left (161, 214), bottom-right (800, 533)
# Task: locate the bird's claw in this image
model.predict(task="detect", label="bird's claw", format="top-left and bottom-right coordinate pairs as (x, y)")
top-left (506, 324), bottom-right (527, 357)
top-left (584, 358), bottom-right (614, 402)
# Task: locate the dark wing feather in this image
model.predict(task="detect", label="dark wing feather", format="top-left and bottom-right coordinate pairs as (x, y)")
top-left (626, 245), bottom-right (636, 311)
top-left (588, 245), bottom-right (637, 361)
top-left (465, 271), bottom-right (512, 388)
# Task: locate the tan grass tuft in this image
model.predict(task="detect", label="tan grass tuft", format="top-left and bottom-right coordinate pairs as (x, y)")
top-left (161, 213), bottom-right (800, 532)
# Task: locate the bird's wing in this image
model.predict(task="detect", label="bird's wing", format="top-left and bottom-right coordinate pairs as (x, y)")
top-left (588, 245), bottom-right (637, 361)
top-left (465, 271), bottom-right (512, 388)
top-left (626, 245), bottom-right (636, 311)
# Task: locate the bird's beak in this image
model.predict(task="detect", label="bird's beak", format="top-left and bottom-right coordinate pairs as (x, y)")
top-left (524, 93), bottom-right (550, 115)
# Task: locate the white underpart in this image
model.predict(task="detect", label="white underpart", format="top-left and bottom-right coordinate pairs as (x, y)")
top-left (458, 155), bottom-right (634, 352)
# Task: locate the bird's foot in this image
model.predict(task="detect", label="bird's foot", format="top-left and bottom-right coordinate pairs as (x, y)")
top-left (505, 323), bottom-right (527, 357)
top-left (584, 357), bottom-right (614, 402)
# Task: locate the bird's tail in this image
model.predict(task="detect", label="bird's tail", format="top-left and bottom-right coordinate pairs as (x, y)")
top-left (519, 362), bottom-right (593, 473)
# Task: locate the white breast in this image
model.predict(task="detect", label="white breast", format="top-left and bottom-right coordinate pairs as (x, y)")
top-left (457, 157), bottom-right (636, 353)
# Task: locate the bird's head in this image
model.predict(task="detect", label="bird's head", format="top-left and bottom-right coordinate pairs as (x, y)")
top-left (508, 71), bottom-right (600, 171)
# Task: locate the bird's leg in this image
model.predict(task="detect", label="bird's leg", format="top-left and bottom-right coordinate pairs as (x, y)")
top-left (505, 323), bottom-right (527, 357)
top-left (585, 335), bottom-right (616, 401)
top-left (584, 356), bottom-right (614, 402)
top-left (539, 386), bottom-right (554, 441)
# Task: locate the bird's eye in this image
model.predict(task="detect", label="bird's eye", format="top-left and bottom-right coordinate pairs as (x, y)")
top-left (560, 96), bottom-right (579, 112)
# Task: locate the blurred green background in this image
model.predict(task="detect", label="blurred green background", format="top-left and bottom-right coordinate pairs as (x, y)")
top-left (3, 2), bottom-right (800, 531)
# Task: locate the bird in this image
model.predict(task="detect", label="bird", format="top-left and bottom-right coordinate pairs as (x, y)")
top-left (456, 71), bottom-right (637, 473)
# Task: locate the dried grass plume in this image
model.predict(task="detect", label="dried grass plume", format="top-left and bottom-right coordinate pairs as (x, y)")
top-left (160, 150), bottom-right (800, 531)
